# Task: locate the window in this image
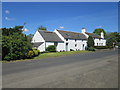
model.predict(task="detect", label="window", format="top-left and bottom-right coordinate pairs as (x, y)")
top-left (75, 44), bottom-right (77, 47)
top-left (66, 33), bottom-right (69, 36)
top-left (66, 39), bottom-right (68, 41)
top-left (75, 39), bottom-right (77, 42)
top-left (83, 44), bottom-right (84, 48)
top-left (97, 43), bottom-right (98, 46)
top-left (54, 42), bottom-right (58, 47)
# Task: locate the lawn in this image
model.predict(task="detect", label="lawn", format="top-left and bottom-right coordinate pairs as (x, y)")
top-left (33, 50), bottom-right (91, 60)
top-left (2, 50), bottom-right (91, 63)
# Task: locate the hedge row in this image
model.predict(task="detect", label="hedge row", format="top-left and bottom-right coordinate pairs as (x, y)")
top-left (94, 46), bottom-right (113, 49)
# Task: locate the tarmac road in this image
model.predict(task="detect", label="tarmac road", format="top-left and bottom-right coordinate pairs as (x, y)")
top-left (2, 49), bottom-right (118, 88)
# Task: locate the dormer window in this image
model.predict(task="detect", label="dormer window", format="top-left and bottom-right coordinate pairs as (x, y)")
top-left (66, 33), bottom-right (69, 36)
top-left (75, 39), bottom-right (77, 42)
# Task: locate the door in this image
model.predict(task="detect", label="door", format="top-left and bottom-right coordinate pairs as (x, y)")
top-left (66, 43), bottom-right (68, 51)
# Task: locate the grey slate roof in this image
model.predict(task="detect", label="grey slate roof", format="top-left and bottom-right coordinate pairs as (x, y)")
top-left (56, 29), bottom-right (87, 40)
top-left (85, 32), bottom-right (101, 39)
top-left (32, 42), bottom-right (44, 47)
top-left (38, 30), bottom-right (63, 42)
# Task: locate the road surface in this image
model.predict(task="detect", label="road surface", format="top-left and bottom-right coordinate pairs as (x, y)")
top-left (2, 49), bottom-right (118, 88)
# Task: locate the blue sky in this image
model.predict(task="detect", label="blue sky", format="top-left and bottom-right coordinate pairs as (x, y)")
top-left (2, 2), bottom-right (118, 35)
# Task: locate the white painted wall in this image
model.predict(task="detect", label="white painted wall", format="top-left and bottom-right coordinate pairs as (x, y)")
top-left (31, 30), bottom-right (45, 43)
top-left (67, 39), bottom-right (76, 51)
top-left (64, 39), bottom-right (87, 51)
top-left (31, 30), bottom-right (46, 52)
top-left (56, 42), bottom-right (65, 51)
top-left (46, 42), bottom-right (54, 47)
top-left (46, 42), bottom-right (65, 52)
top-left (38, 43), bottom-right (45, 52)
top-left (82, 40), bottom-right (87, 50)
top-left (94, 38), bottom-right (106, 46)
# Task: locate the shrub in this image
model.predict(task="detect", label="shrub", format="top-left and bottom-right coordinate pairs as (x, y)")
top-left (87, 36), bottom-right (95, 47)
top-left (88, 47), bottom-right (95, 51)
top-left (86, 47), bottom-right (95, 51)
top-left (46, 45), bottom-right (56, 52)
top-left (27, 50), bottom-right (34, 58)
top-left (94, 46), bottom-right (113, 49)
top-left (32, 48), bottom-right (40, 56)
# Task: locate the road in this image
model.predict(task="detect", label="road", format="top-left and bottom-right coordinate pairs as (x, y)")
top-left (2, 49), bottom-right (118, 88)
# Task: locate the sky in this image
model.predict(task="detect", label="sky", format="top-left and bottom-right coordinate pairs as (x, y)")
top-left (2, 2), bottom-right (118, 35)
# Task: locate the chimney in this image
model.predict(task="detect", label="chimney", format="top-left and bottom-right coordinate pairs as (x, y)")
top-left (101, 32), bottom-right (104, 38)
top-left (82, 27), bottom-right (86, 34)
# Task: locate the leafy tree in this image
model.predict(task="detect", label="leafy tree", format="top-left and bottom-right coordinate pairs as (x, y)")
top-left (105, 32), bottom-right (120, 46)
top-left (38, 26), bottom-right (47, 31)
top-left (87, 36), bottom-right (95, 47)
top-left (2, 26), bottom-right (32, 60)
top-left (27, 34), bottom-right (34, 42)
top-left (93, 28), bottom-right (106, 37)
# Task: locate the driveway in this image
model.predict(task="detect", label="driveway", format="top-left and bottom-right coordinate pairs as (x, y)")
top-left (2, 49), bottom-right (118, 88)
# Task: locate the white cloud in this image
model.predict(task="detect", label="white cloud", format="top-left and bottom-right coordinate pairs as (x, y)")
top-left (22, 28), bottom-right (29, 32)
top-left (59, 26), bottom-right (64, 29)
top-left (5, 17), bottom-right (15, 21)
top-left (5, 10), bottom-right (10, 14)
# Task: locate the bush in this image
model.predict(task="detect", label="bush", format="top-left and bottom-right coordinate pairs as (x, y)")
top-left (27, 50), bottom-right (34, 58)
top-left (86, 47), bottom-right (95, 51)
top-left (46, 45), bottom-right (56, 52)
top-left (87, 36), bottom-right (94, 47)
top-left (94, 46), bottom-right (113, 49)
top-left (32, 48), bottom-right (40, 56)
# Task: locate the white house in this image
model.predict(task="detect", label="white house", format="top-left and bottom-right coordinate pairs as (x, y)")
top-left (81, 28), bottom-right (106, 46)
top-left (31, 28), bottom-right (106, 52)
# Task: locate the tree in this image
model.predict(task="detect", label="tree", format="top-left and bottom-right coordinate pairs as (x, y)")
top-left (105, 32), bottom-right (120, 46)
top-left (27, 34), bottom-right (34, 42)
top-left (87, 36), bottom-right (95, 47)
top-left (93, 28), bottom-right (106, 37)
top-left (2, 26), bottom-right (32, 60)
top-left (38, 26), bottom-right (47, 31)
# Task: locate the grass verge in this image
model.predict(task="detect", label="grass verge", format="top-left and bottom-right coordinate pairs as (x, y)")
top-left (2, 50), bottom-right (91, 63)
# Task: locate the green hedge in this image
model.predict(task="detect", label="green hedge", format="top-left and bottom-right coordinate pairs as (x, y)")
top-left (94, 46), bottom-right (113, 49)
top-left (46, 45), bottom-right (56, 52)
top-left (85, 47), bottom-right (95, 51)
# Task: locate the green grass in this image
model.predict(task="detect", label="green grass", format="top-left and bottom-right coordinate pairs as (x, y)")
top-left (33, 50), bottom-right (91, 60)
top-left (2, 50), bottom-right (91, 63)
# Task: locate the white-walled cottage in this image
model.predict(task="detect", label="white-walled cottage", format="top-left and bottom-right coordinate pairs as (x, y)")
top-left (31, 28), bottom-right (106, 52)
top-left (81, 28), bottom-right (106, 46)
top-left (31, 30), bottom-right (64, 52)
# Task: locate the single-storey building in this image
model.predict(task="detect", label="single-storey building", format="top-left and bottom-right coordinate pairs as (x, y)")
top-left (31, 28), bottom-right (106, 52)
